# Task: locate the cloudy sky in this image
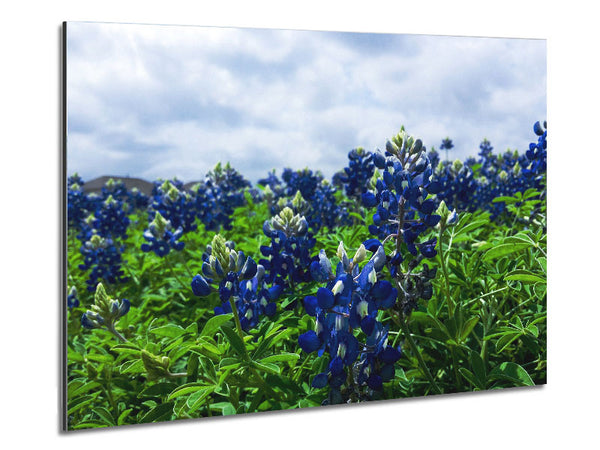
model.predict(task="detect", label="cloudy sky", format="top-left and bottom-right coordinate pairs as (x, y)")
top-left (66, 21), bottom-right (546, 184)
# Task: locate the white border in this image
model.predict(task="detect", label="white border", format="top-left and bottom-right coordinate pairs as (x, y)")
top-left (2, 1), bottom-right (597, 448)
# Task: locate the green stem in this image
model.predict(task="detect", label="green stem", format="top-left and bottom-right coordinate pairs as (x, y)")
top-left (293, 353), bottom-right (311, 382)
top-left (450, 348), bottom-right (463, 391)
top-left (227, 297), bottom-right (285, 402)
top-left (165, 255), bottom-right (189, 292)
top-left (480, 324), bottom-right (489, 366)
top-left (167, 372), bottom-right (189, 378)
top-left (101, 372), bottom-right (118, 415)
top-left (179, 257), bottom-right (194, 278)
top-left (122, 262), bottom-right (141, 286)
top-left (228, 297), bottom-right (248, 357)
top-left (106, 324), bottom-right (127, 343)
top-left (393, 310), bottom-right (442, 395)
top-left (205, 397), bottom-right (212, 417)
top-left (438, 225), bottom-right (454, 318)
top-left (249, 367), bottom-right (285, 402)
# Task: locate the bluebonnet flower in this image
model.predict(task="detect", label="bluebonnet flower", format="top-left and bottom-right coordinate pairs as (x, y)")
top-left (127, 187), bottom-right (150, 211)
top-left (81, 283), bottom-right (130, 342)
top-left (440, 137), bottom-right (454, 161)
top-left (430, 159), bottom-right (478, 212)
top-left (361, 128), bottom-right (441, 263)
top-left (92, 195), bottom-right (130, 240)
top-left (67, 173), bottom-right (85, 186)
top-left (355, 322), bottom-right (402, 390)
top-left (281, 167), bottom-right (323, 200)
top-left (274, 181), bottom-right (349, 233)
top-left (467, 122), bottom-right (547, 221)
top-left (263, 168), bottom-right (350, 232)
top-left (259, 206), bottom-right (316, 289)
top-left (427, 148), bottom-right (441, 171)
top-left (194, 162), bottom-right (252, 231)
top-left (79, 234), bottom-right (128, 292)
top-left (298, 242), bottom-right (402, 402)
top-left (338, 148), bottom-right (376, 200)
top-left (191, 235), bottom-right (282, 331)
top-left (478, 138), bottom-right (494, 161)
top-left (67, 286), bottom-right (79, 308)
top-left (141, 211), bottom-right (185, 257)
top-left (523, 120), bottom-right (547, 185)
top-left (149, 180), bottom-right (198, 233)
top-left (100, 178), bottom-right (129, 203)
top-left (151, 177), bottom-right (185, 196)
top-left (257, 170), bottom-right (285, 200)
top-left (67, 181), bottom-right (91, 231)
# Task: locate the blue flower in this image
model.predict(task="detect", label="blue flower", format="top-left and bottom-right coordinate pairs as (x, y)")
top-left (141, 212), bottom-right (185, 257)
top-left (192, 235), bottom-right (281, 331)
top-left (191, 275), bottom-right (211, 297)
top-left (80, 283), bottom-right (130, 342)
top-left (440, 137), bottom-right (454, 151)
top-left (78, 234), bottom-right (128, 292)
top-left (299, 330), bottom-right (321, 353)
top-left (298, 244), bottom-right (402, 398)
top-left (149, 180), bottom-right (198, 233)
top-left (67, 286), bottom-right (79, 308)
top-left (193, 162), bottom-right (252, 231)
top-left (362, 129), bottom-right (441, 261)
top-left (259, 207), bottom-right (316, 289)
top-left (338, 148), bottom-right (377, 200)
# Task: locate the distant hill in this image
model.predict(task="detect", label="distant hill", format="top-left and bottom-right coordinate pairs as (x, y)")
top-left (82, 176), bottom-right (204, 196)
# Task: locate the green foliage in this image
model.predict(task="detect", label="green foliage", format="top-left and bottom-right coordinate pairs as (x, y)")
top-left (67, 186), bottom-right (546, 429)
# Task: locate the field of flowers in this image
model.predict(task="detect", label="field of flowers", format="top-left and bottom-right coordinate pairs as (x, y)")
top-left (65, 121), bottom-right (547, 430)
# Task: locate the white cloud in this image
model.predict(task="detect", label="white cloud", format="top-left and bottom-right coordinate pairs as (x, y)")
top-left (66, 22), bottom-right (546, 183)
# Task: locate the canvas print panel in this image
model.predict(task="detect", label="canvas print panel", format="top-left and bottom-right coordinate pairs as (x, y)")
top-left (64, 21), bottom-right (547, 430)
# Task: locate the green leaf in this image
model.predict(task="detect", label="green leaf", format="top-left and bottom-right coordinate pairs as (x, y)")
top-left (139, 382), bottom-right (179, 398)
top-left (482, 242), bottom-right (531, 261)
top-left (489, 362), bottom-right (534, 386)
top-left (185, 322), bottom-right (198, 336)
top-left (149, 324), bottom-right (186, 338)
top-left (222, 403), bottom-right (236, 416)
top-left (168, 383), bottom-right (213, 401)
top-left (220, 325), bottom-right (248, 358)
top-left (469, 351), bottom-right (487, 389)
top-left (348, 212), bottom-right (365, 223)
top-left (191, 337), bottom-right (222, 357)
top-left (495, 332), bottom-right (521, 353)
top-left (67, 395), bottom-right (98, 415)
top-left (199, 356), bottom-right (217, 381)
top-left (460, 316), bottom-right (479, 342)
top-left (85, 353), bottom-right (114, 363)
top-left (459, 368), bottom-right (478, 388)
top-left (93, 407), bottom-right (116, 426)
top-left (186, 386), bottom-right (216, 414)
top-left (140, 402), bottom-right (175, 423)
top-left (526, 323), bottom-right (540, 338)
top-left (70, 421), bottom-right (107, 429)
top-left (260, 353), bottom-right (300, 364)
top-left (200, 313), bottom-right (233, 337)
top-left (252, 361), bottom-right (281, 374)
top-left (119, 359), bottom-right (146, 375)
top-left (67, 346), bottom-right (85, 363)
top-left (505, 270), bottom-right (546, 284)
top-left (68, 380), bottom-right (101, 398)
top-left (187, 353), bottom-right (200, 378)
top-left (453, 219), bottom-right (488, 237)
top-left (110, 343), bottom-right (141, 356)
top-left (492, 196), bottom-right (519, 204)
top-left (117, 408), bottom-right (133, 426)
top-left (219, 357), bottom-right (242, 370)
